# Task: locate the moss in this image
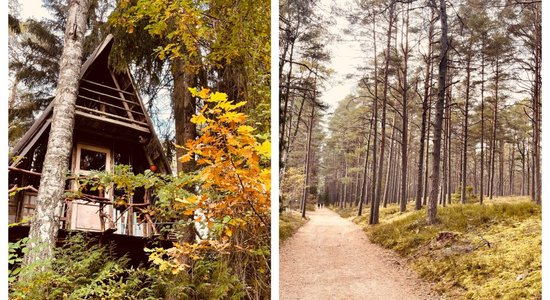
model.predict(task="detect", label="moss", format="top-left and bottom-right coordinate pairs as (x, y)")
top-left (331, 206), bottom-right (359, 218)
top-left (353, 197), bottom-right (541, 299)
top-left (279, 211), bottom-right (308, 243)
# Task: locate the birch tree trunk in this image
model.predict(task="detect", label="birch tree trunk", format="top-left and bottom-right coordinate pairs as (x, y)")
top-left (23, 0), bottom-right (91, 267)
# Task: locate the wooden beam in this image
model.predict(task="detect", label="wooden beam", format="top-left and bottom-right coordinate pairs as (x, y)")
top-left (79, 87), bottom-right (142, 107)
top-left (78, 95), bottom-right (145, 116)
top-left (8, 166), bottom-right (42, 177)
top-left (75, 106), bottom-right (150, 128)
top-left (81, 78), bottom-right (135, 96)
top-left (109, 70), bottom-right (135, 121)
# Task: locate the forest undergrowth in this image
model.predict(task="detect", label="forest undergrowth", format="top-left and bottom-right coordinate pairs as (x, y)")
top-left (332, 197), bottom-right (541, 299)
top-left (279, 211), bottom-right (308, 243)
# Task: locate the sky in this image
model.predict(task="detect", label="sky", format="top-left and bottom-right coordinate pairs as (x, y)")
top-left (18, 0), bottom-right (49, 20)
top-left (318, 0), bottom-right (363, 114)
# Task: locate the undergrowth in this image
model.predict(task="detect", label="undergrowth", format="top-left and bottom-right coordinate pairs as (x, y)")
top-left (279, 210), bottom-right (308, 243)
top-left (350, 197), bottom-right (541, 299)
top-left (9, 233), bottom-right (246, 300)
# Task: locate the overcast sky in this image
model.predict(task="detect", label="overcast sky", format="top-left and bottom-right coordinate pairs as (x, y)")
top-left (318, 0), bottom-right (363, 114)
top-left (19, 0), bottom-right (49, 20)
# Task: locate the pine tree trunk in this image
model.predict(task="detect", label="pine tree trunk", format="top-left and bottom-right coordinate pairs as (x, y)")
top-left (426, 0), bottom-right (448, 225)
top-left (479, 35), bottom-right (486, 205)
top-left (383, 116), bottom-right (397, 208)
top-left (371, 2), bottom-right (394, 225)
top-left (460, 52), bottom-right (472, 204)
top-left (358, 115), bottom-right (374, 216)
top-left (23, 0), bottom-right (92, 268)
top-left (400, 2), bottom-right (410, 213)
top-left (533, 2), bottom-right (542, 205)
top-left (445, 74), bottom-right (452, 205)
top-left (369, 15), bottom-right (379, 224)
top-left (499, 140), bottom-right (504, 196)
top-left (489, 59), bottom-right (499, 200)
top-left (301, 102), bottom-right (315, 218)
top-left (509, 143), bottom-right (515, 195)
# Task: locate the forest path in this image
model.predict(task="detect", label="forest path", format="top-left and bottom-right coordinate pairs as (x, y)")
top-left (280, 208), bottom-right (441, 300)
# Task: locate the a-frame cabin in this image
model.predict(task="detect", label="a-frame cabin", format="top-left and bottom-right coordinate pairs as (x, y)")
top-left (8, 35), bottom-right (171, 241)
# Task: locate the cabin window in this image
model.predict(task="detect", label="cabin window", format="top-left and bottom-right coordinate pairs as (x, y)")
top-left (76, 144), bottom-right (111, 174)
top-left (74, 144), bottom-right (111, 197)
top-left (80, 149), bottom-right (107, 171)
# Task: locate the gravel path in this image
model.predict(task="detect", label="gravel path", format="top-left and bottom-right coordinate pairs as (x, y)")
top-left (280, 208), bottom-right (442, 300)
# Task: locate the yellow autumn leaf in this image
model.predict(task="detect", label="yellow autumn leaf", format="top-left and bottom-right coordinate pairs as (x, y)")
top-left (191, 114), bottom-right (207, 124)
top-left (217, 101), bottom-right (234, 110)
top-left (197, 88), bottom-right (210, 99)
top-left (256, 140), bottom-right (271, 158)
top-left (225, 226), bottom-right (233, 237)
top-left (237, 125), bottom-right (255, 134)
top-left (188, 87), bottom-right (198, 96)
top-left (209, 92), bottom-right (228, 102)
top-left (234, 101), bottom-right (247, 108)
top-left (220, 111), bottom-right (246, 123)
top-left (179, 153), bottom-right (192, 163)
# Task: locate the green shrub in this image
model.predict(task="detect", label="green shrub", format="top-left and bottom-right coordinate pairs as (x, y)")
top-left (9, 234), bottom-right (246, 300)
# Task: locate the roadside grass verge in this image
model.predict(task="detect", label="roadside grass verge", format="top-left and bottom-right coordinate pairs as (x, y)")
top-left (279, 210), bottom-right (308, 243)
top-left (349, 197), bottom-right (541, 299)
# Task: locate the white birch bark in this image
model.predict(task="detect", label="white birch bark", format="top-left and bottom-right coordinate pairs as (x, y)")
top-left (23, 0), bottom-right (91, 267)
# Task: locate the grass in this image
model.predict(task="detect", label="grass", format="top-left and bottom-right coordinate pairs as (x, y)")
top-left (342, 197), bottom-right (541, 299)
top-left (279, 210), bottom-right (308, 243)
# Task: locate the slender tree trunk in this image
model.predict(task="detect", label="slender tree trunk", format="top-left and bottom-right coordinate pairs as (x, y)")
top-left (479, 34), bottom-right (486, 205)
top-left (533, 2), bottom-right (542, 205)
top-left (369, 15), bottom-right (379, 224)
top-left (23, 0), bottom-right (92, 267)
top-left (371, 2), bottom-right (394, 225)
top-left (441, 91), bottom-right (449, 207)
top-left (509, 143), bottom-right (515, 195)
top-left (489, 59), bottom-right (499, 200)
top-left (173, 59), bottom-right (198, 173)
top-left (426, 0), bottom-right (448, 225)
top-left (474, 152), bottom-right (478, 195)
top-left (383, 116), bottom-right (397, 208)
top-left (498, 140), bottom-right (504, 196)
top-left (460, 52), bottom-right (472, 204)
top-left (446, 73), bottom-right (452, 205)
top-left (354, 152), bottom-right (362, 206)
top-left (301, 102), bottom-right (316, 218)
top-left (520, 140), bottom-right (529, 196)
top-left (400, 2), bottom-right (410, 212)
top-left (280, 21), bottom-right (299, 175)
top-left (358, 114), bottom-right (374, 216)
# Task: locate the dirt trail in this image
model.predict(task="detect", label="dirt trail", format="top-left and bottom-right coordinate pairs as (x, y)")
top-left (280, 208), bottom-right (442, 300)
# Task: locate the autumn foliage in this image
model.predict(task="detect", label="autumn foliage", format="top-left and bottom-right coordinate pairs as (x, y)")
top-left (149, 88), bottom-right (271, 297)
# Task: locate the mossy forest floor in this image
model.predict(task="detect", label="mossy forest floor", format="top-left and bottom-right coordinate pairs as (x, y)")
top-left (279, 210), bottom-right (308, 243)
top-left (332, 197), bottom-right (541, 299)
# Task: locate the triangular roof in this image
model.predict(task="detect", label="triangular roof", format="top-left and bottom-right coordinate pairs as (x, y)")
top-left (10, 34), bottom-right (171, 174)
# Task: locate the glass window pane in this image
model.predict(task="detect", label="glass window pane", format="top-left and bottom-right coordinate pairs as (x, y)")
top-left (80, 149), bottom-right (107, 171)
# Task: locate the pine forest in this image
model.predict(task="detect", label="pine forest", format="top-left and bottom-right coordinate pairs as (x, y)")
top-left (279, 0), bottom-right (541, 298)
